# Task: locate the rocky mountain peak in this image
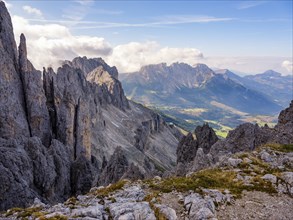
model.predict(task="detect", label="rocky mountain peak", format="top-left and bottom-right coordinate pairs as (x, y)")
top-left (261, 70), bottom-right (282, 77)
top-left (139, 63), bottom-right (168, 72)
top-left (63, 56), bottom-right (118, 79)
top-left (86, 66), bottom-right (129, 110)
top-left (193, 63), bottom-right (214, 75)
top-left (0, 1), bottom-right (18, 67)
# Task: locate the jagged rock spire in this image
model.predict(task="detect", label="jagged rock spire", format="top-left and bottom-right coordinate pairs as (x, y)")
top-left (0, 1), bottom-right (18, 67)
top-left (19, 33), bottom-right (28, 73)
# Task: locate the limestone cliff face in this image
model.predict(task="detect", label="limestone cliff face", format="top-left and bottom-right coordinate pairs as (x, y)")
top-left (0, 2), bottom-right (30, 139)
top-left (0, 2), bottom-right (179, 211)
top-left (18, 34), bottom-right (52, 146)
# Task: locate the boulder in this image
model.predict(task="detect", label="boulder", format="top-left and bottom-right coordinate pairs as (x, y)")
top-left (154, 204), bottom-right (177, 220)
top-left (184, 193), bottom-right (217, 220)
top-left (108, 202), bottom-right (156, 220)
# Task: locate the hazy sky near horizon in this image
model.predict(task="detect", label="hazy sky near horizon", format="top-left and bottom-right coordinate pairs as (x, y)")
top-left (3, 0), bottom-right (293, 75)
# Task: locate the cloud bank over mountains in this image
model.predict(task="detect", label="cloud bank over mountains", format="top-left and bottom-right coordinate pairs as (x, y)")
top-left (8, 2), bottom-right (293, 75)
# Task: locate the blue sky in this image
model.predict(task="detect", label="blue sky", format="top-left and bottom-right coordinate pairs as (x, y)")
top-left (3, 0), bottom-right (293, 74)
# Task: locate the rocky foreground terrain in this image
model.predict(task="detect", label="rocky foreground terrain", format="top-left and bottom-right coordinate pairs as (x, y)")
top-left (1, 141), bottom-right (292, 219)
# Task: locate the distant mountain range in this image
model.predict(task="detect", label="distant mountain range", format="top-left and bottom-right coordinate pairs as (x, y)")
top-left (120, 63), bottom-right (292, 135)
top-left (217, 69), bottom-right (292, 107)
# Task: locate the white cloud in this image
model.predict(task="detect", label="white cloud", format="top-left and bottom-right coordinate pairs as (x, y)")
top-left (23, 5), bottom-right (43, 18)
top-left (12, 15), bottom-right (112, 70)
top-left (155, 15), bottom-right (234, 25)
top-left (282, 60), bottom-right (293, 72)
top-left (10, 15), bottom-right (291, 76)
top-left (238, 1), bottom-right (267, 10)
top-left (72, 15), bottom-right (234, 29)
top-left (106, 41), bottom-right (203, 72)
top-left (75, 0), bottom-right (94, 6)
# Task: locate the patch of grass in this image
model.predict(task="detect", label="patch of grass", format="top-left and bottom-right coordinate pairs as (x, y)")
top-left (32, 211), bottom-right (48, 218)
top-left (64, 196), bottom-right (78, 209)
top-left (5, 207), bottom-right (24, 217)
top-left (149, 168), bottom-right (244, 197)
top-left (250, 156), bottom-right (269, 169)
top-left (249, 176), bottom-right (277, 194)
top-left (64, 197), bottom-right (77, 205)
top-left (265, 143), bottom-right (293, 153)
top-left (237, 154), bottom-right (282, 176)
top-left (92, 180), bottom-right (127, 197)
top-left (15, 207), bottom-right (42, 218)
top-left (39, 214), bottom-right (68, 220)
top-left (215, 129), bottom-right (228, 138)
top-left (237, 152), bottom-right (250, 159)
top-left (148, 168), bottom-right (278, 198)
top-left (237, 161), bottom-right (251, 170)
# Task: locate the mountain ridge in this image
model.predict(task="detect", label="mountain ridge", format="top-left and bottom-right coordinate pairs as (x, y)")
top-left (121, 62), bottom-right (285, 134)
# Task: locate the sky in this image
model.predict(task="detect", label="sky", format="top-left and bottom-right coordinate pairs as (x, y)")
top-left (2, 0), bottom-right (293, 75)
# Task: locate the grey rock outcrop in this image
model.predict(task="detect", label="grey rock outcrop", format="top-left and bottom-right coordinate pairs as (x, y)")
top-left (0, 2), bottom-right (30, 139)
top-left (0, 137), bottom-right (72, 211)
top-left (184, 193), bottom-right (217, 220)
top-left (191, 148), bottom-right (213, 172)
top-left (0, 138), bottom-right (36, 210)
top-left (210, 123), bottom-right (270, 160)
top-left (274, 100), bottom-right (293, 144)
top-left (176, 124), bottom-right (218, 174)
top-left (71, 155), bottom-right (97, 195)
top-left (108, 202), bottom-right (156, 220)
top-left (209, 100), bottom-right (293, 161)
top-left (19, 34), bottom-right (52, 146)
top-left (177, 133), bottom-right (198, 164)
top-left (122, 163), bottom-right (145, 181)
top-left (99, 146), bottom-right (129, 186)
top-left (194, 123), bottom-right (218, 154)
top-left (108, 184), bottom-right (156, 220)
